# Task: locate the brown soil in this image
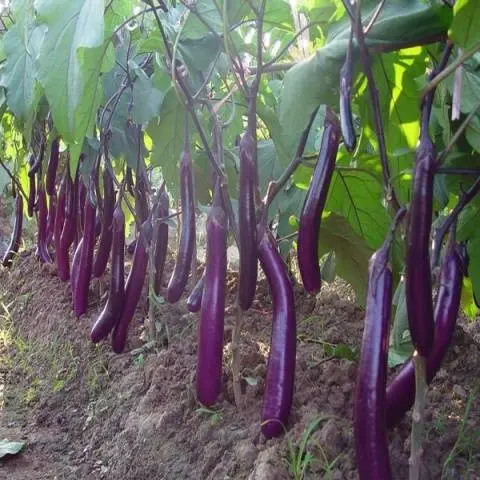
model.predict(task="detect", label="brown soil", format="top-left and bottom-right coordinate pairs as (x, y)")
top-left (0, 252), bottom-right (479, 480)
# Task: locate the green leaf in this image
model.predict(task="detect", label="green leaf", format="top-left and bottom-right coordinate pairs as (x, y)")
top-left (449, 0), bottom-right (480, 50)
top-left (279, 0), bottom-right (452, 148)
top-left (147, 89), bottom-right (185, 197)
top-left (326, 169), bottom-right (391, 250)
top-left (320, 251), bottom-right (336, 283)
top-left (0, 0), bottom-right (45, 138)
top-left (318, 213), bottom-right (374, 307)
top-left (0, 439), bottom-right (25, 458)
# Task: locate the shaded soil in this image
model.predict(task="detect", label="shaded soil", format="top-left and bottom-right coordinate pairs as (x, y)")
top-left (0, 252), bottom-right (479, 480)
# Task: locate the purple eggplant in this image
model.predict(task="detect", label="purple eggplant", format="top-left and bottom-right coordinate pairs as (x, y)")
top-left (187, 273), bottom-right (205, 313)
top-left (35, 183), bottom-right (53, 263)
top-left (46, 194), bottom-right (56, 247)
top-left (238, 130), bottom-right (258, 310)
top-left (90, 204), bottom-right (125, 343)
top-left (2, 195), bottom-right (23, 267)
top-left (153, 188), bottom-right (169, 295)
top-left (297, 108), bottom-right (340, 294)
top-left (258, 223), bottom-right (296, 439)
top-left (167, 150), bottom-right (195, 303)
top-left (354, 242), bottom-right (393, 479)
top-left (196, 186), bottom-right (228, 405)
top-left (58, 165), bottom-right (75, 281)
top-left (46, 136), bottom-right (60, 196)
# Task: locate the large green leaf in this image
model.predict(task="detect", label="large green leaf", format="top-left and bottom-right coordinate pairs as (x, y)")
top-left (449, 0), bottom-right (480, 50)
top-left (318, 213), bottom-right (374, 307)
top-left (0, 0), bottom-right (45, 139)
top-left (279, 0), bottom-right (452, 152)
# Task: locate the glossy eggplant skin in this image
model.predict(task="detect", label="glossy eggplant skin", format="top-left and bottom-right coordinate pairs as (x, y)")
top-left (46, 137), bottom-right (60, 196)
top-left (405, 130), bottom-right (436, 358)
top-left (46, 194), bottom-right (56, 247)
top-left (166, 151), bottom-right (195, 303)
top-left (297, 108), bottom-right (340, 294)
top-left (386, 245), bottom-right (463, 428)
top-left (2, 195), bottom-right (23, 268)
top-left (153, 189), bottom-right (169, 296)
top-left (27, 172), bottom-right (36, 218)
top-left (28, 141), bottom-right (45, 177)
top-left (258, 224), bottom-right (296, 439)
top-left (93, 170), bottom-right (115, 278)
top-left (238, 130), bottom-right (258, 311)
top-left (35, 183), bottom-right (53, 264)
top-left (90, 205), bottom-right (125, 343)
top-left (339, 48), bottom-right (356, 152)
top-left (187, 273), bottom-right (205, 313)
top-left (196, 188), bottom-right (228, 406)
top-left (54, 172), bottom-right (67, 279)
top-left (58, 167), bottom-right (75, 281)
top-left (354, 243), bottom-right (393, 480)
top-left (111, 221), bottom-right (151, 353)
top-left (72, 180), bottom-right (97, 317)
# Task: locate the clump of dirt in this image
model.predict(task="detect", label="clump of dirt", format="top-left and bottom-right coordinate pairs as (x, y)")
top-left (0, 252), bottom-right (479, 480)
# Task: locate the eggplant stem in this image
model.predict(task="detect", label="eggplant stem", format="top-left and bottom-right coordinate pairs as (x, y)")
top-left (409, 354), bottom-right (428, 480)
top-left (232, 300), bottom-right (245, 410)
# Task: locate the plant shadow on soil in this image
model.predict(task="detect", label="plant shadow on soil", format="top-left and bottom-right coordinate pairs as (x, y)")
top-left (0, 252), bottom-right (479, 480)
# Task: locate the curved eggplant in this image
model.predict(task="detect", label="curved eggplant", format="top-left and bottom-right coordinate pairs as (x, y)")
top-left (2, 195), bottom-right (23, 267)
top-left (46, 137), bottom-right (60, 196)
top-left (35, 183), bottom-right (53, 263)
top-left (166, 150), bottom-right (195, 303)
top-left (93, 169), bottom-right (115, 278)
top-left (186, 273), bottom-right (205, 313)
top-left (258, 223), bottom-right (296, 439)
top-left (111, 221), bottom-right (151, 353)
top-left (153, 188), bottom-right (169, 295)
top-left (386, 244), bottom-right (463, 428)
top-left (238, 130), bottom-right (258, 310)
top-left (196, 187), bottom-right (228, 405)
top-left (297, 108), bottom-right (340, 294)
top-left (354, 243), bottom-right (393, 479)
top-left (90, 205), bottom-right (125, 343)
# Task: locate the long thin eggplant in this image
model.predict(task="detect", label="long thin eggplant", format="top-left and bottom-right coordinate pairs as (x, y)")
top-left (258, 223), bottom-right (296, 439)
top-left (27, 171), bottom-right (36, 218)
top-left (77, 179), bottom-right (87, 235)
top-left (57, 165), bottom-right (75, 281)
top-left (46, 193), bottom-right (57, 247)
top-left (186, 273), bottom-right (205, 313)
top-left (28, 141), bottom-right (45, 177)
top-left (196, 187), bottom-right (228, 405)
top-left (339, 32), bottom-right (356, 152)
top-left (93, 169), bottom-right (115, 278)
top-left (297, 108), bottom-right (340, 294)
top-left (70, 238), bottom-right (84, 302)
top-left (2, 195), bottom-right (23, 267)
top-left (134, 169), bottom-right (149, 223)
top-left (111, 220), bottom-right (151, 353)
top-left (354, 242), bottom-right (393, 480)
top-left (46, 136), bottom-right (60, 196)
top-left (405, 132), bottom-right (436, 357)
top-left (166, 150), bottom-right (195, 303)
top-left (238, 130), bottom-right (258, 311)
top-left (72, 178), bottom-right (97, 317)
top-left (153, 188), bottom-right (169, 295)
top-left (90, 205), bottom-right (125, 343)
top-left (35, 182), bottom-right (53, 264)
top-left (386, 244), bottom-right (463, 428)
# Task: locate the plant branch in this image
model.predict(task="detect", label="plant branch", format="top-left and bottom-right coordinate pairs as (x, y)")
top-left (265, 106), bottom-right (319, 206)
top-left (349, 0), bottom-right (400, 213)
top-left (421, 41), bottom-right (480, 101)
top-left (436, 167), bottom-right (480, 176)
top-left (432, 174), bottom-right (480, 268)
top-left (0, 158), bottom-right (28, 200)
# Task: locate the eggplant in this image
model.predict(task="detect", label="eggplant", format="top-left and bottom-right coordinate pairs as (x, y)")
top-left (258, 223), bottom-right (296, 439)
top-left (90, 204), bottom-right (125, 343)
top-left (134, 169), bottom-right (150, 223)
top-left (35, 182), bottom-right (53, 263)
top-left (153, 188), bottom-right (169, 295)
top-left (2, 195), bottom-right (23, 267)
top-left (93, 169), bottom-right (115, 278)
top-left (28, 141), bottom-right (45, 177)
top-left (297, 108), bottom-right (340, 294)
top-left (166, 150), bottom-right (195, 303)
top-left (46, 193), bottom-right (56, 247)
top-left (46, 137), bottom-right (60, 196)
top-left (127, 238), bottom-right (137, 255)
top-left (339, 35), bottom-right (356, 152)
top-left (58, 165), bottom-right (76, 281)
top-left (386, 244), bottom-right (463, 428)
top-left (27, 171), bottom-right (36, 218)
top-left (186, 273), bottom-right (205, 313)
top-left (238, 130), bottom-right (258, 311)
top-left (72, 178), bottom-right (97, 317)
top-left (111, 220), bottom-right (151, 353)
top-left (354, 242), bottom-right (393, 479)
